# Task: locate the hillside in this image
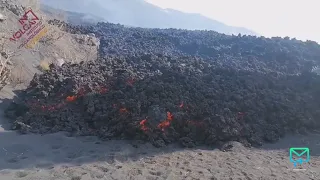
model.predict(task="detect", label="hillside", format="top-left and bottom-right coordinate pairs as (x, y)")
top-left (0, 0), bottom-right (99, 86)
top-left (40, 0), bottom-right (258, 36)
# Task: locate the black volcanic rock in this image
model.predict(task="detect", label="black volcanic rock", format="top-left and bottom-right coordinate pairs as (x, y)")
top-left (5, 20), bottom-right (320, 147)
top-left (48, 20), bottom-right (320, 75)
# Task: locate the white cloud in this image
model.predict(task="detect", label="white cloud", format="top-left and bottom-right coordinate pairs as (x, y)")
top-left (146, 0), bottom-right (320, 42)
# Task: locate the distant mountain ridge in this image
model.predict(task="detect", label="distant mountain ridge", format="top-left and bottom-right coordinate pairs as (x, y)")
top-left (40, 0), bottom-right (258, 36)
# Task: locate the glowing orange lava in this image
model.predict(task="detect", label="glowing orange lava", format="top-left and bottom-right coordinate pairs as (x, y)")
top-left (139, 119), bottom-right (148, 132)
top-left (28, 83), bottom-right (202, 135)
top-left (157, 112), bottom-right (173, 131)
top-left (66, 95), bottom-right (77, 102)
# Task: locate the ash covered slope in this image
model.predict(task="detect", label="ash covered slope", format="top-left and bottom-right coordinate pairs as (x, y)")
top-left (0, 0), bottom-right (99, 84)
top-left (5, 21), bottom-right (320, 148)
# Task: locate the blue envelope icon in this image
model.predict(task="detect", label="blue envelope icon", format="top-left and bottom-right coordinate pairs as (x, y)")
top-left (289, 147), bottom-right (310, 167)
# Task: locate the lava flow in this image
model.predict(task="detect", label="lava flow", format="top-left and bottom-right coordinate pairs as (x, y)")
top-left (157, 112), bottom-right (173, 131)
top-left (66, 95), bottom-right (77, 102)
top-left (139, 119), bottom-right (148, 132)
top-left (139, 112), bottom-right (174, 133)
top-left (28, 85), bottom-right (110, 112)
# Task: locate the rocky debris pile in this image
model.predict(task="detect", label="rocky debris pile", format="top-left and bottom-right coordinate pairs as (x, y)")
top-left (4, 20), bottom-right (320, 147)
top-left (78, 21), bottom-right (320, 75)
top-left (5, 54), bottom-right (320, 147)
top-left (46, 20), bottom-right (320, 75)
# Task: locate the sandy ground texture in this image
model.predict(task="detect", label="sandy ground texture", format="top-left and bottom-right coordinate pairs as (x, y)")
top-left (0, 86), bottom-right (319, 180)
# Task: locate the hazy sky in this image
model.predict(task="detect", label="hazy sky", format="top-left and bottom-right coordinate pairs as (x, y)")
top-left (146, 0), bottom-right (319, 42)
